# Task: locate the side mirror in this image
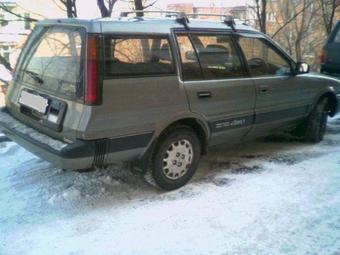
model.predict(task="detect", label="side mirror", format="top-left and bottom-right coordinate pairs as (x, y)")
top-left (185, 51), bottom-right (197, 61)
top-left (295, 62), bottom-right (310, 74)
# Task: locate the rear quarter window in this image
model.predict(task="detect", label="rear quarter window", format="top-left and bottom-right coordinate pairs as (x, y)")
top-left (104, 35), bottom-right (175, 77)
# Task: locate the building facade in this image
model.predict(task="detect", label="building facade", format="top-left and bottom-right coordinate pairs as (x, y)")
top-left (0, 0), bottom-right (37, 64)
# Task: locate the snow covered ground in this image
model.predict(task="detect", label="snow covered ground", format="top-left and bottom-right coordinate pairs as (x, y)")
top-left (1, 117), bottom-right (340, 255)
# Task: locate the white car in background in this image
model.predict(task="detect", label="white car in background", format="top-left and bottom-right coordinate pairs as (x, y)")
top-left (0, 65), bottom-right (12, 107)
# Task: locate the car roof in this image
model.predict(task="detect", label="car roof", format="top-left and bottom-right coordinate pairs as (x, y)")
top-left (38, 17), bottom-right (259, 35)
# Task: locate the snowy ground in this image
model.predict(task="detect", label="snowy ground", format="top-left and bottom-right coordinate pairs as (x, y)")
top-left (1, 118), bottom-right (340, 255)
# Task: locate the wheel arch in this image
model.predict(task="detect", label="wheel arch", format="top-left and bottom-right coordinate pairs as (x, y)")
top-left (144, 115), bottom-right (211, 158)
top-left (317, 91), bottom-right (338, 117)
top-left (157, 117), bottom-right (210, 154)
top-left (134, 116), bottom-right (210, 173)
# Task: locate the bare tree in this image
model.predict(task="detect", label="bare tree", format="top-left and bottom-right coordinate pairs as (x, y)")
top-left (55, 0), bottom-right (77, 18)
top-left (319, 0), bottom-right (340, 35)
top-left (131, 0), bottom-right (158, 17)
top-left (271, 0), bottom-right (314, 38)
top-left (97, 0), bottom-right (118, 17)
top-left (269, 0), bottom-right (322, 65)
top-left (0, 3), bottom-right (39, 72)
top-left (253, 0), bottom-right (267, 33)
top-left (0, 3), bottom-right (38, 22)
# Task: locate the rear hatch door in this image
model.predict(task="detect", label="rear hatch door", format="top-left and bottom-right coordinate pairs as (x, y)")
top-left (6, 24), bottom-right (86, 141)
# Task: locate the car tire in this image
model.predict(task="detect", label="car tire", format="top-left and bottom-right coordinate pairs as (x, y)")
top-left (144, 126), bottom-right (201, 190)
top-left (295, 98), bottom-right (329, 143)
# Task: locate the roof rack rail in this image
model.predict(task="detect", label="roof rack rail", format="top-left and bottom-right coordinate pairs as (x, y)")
top-left (186, 13), bottom-right (236, 30)
top-left (119, 11), bottom-right (235, 31)
top-left (120, 10), bottom-right (182, 18)
top-left (119, 10), bottom-right (190, 28)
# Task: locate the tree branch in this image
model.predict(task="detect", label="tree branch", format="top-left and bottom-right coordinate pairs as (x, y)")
top-left (0, 54), bottom-right (12, 72)
top-left (97, 0), bottom-right (118, 17)
top-left (142, 0), bottom-right (158, 10)
top-left (0, 3), bottom-right (38, 22)
top-left (271, 1), bottom-right (314, 38)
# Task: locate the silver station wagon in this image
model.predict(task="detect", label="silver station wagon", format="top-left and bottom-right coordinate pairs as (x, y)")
top-left (1, 11), bottom-right (340, 190)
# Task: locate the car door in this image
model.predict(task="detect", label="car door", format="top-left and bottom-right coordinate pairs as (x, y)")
top-left (174, 30), bottom-right (256, 145)
top-left (236, 33), bottom-right (310, 138)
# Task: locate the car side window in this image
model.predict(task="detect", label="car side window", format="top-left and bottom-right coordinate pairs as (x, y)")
top-left (104, 36), bottom-right (175, 77)
top-left (176, 35), bottom-right (203, 80)
top-left (238, 37), bottom-right (292, 77)
top-left (190, 34), bottom-right (245, 80)
top-left (333, 26), bottom-right (340, 43)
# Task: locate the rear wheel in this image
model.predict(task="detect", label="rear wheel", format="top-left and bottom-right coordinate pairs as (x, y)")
top-left (144, 126), bottom-right (201, 190)
top-left (294, 98), bottom-right (329, 143)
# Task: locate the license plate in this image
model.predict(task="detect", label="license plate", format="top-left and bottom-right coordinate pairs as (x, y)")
top-left (18, 90), bottom-right (48, 114)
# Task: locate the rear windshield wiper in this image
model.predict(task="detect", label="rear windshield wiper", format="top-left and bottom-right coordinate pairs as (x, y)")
top-left (24, 70), bottom-right (44, 84)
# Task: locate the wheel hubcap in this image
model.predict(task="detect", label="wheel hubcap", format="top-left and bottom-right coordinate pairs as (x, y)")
top-left (162, 139), bottom-right (193, 180)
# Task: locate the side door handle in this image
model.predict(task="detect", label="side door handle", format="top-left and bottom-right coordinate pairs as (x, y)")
top-left (259, 85), bottom-right (269, 94)
top-left (197, 91), bottom-right (212, 98)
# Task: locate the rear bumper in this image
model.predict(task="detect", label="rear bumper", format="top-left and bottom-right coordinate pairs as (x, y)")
top-left (0, 108), bottom-right (94, 170)
top-left (0, 108), bottom-right (154, 170)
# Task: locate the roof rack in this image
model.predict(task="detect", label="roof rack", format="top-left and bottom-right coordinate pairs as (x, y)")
top-left (119, 11), bottom-right (235, 30)
top-left (119, 10), bottom-right (190, 28)
top-left (186, 13), bottom-right (236, 30)
top-left (120, 10), bottom-right (182, 18)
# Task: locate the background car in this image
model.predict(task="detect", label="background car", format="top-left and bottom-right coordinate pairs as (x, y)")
top-left (321, 21), bottom-right (340, 75)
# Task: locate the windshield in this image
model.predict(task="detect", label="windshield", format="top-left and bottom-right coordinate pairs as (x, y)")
top-left (21, 26), bottom-right (85, 100)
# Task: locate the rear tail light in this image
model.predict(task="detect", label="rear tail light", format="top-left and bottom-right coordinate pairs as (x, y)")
top-left (320, 50), bottom-right (326, 65)
top-left (85, 35), bottom-right (102, 105)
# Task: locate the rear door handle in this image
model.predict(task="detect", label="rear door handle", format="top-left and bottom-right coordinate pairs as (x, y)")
top-left (259, 85), bottom-right (269, 93)
top-left (197, 91), bottom-right (212, 98)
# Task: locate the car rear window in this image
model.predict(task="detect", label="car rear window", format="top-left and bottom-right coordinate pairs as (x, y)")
top-left (20, 26), bottom-right (85, 100)
top-left (104, 36), bottom-right (175, 77)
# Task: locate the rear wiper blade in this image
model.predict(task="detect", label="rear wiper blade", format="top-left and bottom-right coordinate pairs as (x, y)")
top-left (24, 70), bottom-right (44, 84)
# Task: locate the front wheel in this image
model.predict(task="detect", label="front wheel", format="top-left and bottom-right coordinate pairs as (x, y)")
top-left (296, 98), bottom-right (329, 143)
top-left (145, 126), bottom-right (201, 190)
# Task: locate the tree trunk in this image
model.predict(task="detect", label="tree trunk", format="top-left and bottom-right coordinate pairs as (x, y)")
top-left (260, 0), bottom-right (267, 34)
top-left (97, 0), bottom-right (110, 17)
top-left (295, 40), bottom-right (302, 62)
top-left (254, 0), bottom-right (267, 34)
top-left (66, 0), bottom-right (73, 18)
top-left (134, 0), bottom-right (144, 17)
top-left (97, 0), bottom-right (118, 17)
top-left (64, 0), bottom-right (77, 18)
